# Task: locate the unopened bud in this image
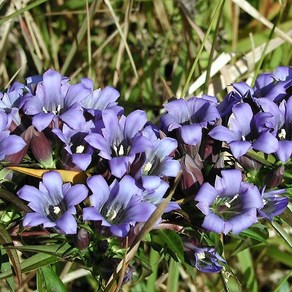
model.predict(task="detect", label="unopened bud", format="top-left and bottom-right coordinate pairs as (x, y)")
top-left (75, 228), bottom-right (90, 250)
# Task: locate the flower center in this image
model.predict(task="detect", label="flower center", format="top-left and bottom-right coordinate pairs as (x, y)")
top-left (211, 195), bottom-right (242, 219)
top-left (112, 143), bottom-right (130, 157)
top-left (46, 201), bottom-right (66, 221)
top-left (278, 128), bottom-right (286, 140)
top-left (76, 145), bottom-right (85, 153)
top-left (101, 202), bottom-right (124, 224)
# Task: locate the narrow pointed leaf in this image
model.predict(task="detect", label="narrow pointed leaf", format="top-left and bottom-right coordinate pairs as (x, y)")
top-left (0, 223), bottom-right (22, 284)
top-left (37, 266), bottom-right (66, 292)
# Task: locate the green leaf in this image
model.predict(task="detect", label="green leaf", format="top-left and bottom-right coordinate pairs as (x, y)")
top-left (151, 229), bottom-right (185, 262)
top-left (220, 267), bottom-right (242, 292)
top-left (0, 249), bottom-right (14, 291)
top-left (10, 242), bottom-right (75, 258)
top-left (0, 223), bottom-right (22, 284)
top-left (37, 266), bottom-right (66, 292)
top-left (274, 270), bottom-right (292, 292)
top-left (0, 252), bottom-right (60, 280)
top-left (238, 223), bottom-right (269, 243)
top-left (237, 248), bottom-right (258, 292)
top-left (266, 246), bottom-right (292, 268)
top-left (271, 221), bottom-right (292, 249)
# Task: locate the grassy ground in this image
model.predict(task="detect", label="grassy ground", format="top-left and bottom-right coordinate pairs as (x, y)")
top-left (0, 0), bottom-right (291, 291)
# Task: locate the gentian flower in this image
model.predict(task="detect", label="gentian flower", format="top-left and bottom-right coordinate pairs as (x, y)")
top-left (209, 102), bottom-right (279, 158)
top-left (83, 175), bottom-right (156, 237)
top-left (161, 96), bottom-right (220, 145)
top-left (195, 169), bottom-right (263, 234)
top-left (232, 66), bottom-right (292, 103)
top-left (21, 69), bottom-right (91, 131)
top-left (0, 81), bottom-right (26, 111)
top-left (140, 125), bottom-right (180, 178)
top-left (0, 110), bottom-right (26, 160)
top-left (276, 97), bottom-right (292, 162)
top-left (79, 79), bottom-right (123, 116)
top-left (184, 241), bottom-right (226, 273)
top-left (53, 122), bottom-right (94, 170)
top-left (17, 171), bottom-right (88, 234)
top-left (85, 109), bottom-right (152, 178)
top-left (258, 188), bottom-right (288, 221)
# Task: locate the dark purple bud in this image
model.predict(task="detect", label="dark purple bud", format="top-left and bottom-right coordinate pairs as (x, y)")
top-left (5, 126), bottom-right (32, 165)
top-left (181, 154), bottom-right (204, 194)
top-left (75, 228), bottom-right (90, 250)
top-left (265, 165), bottom-right (285, 189)
top-left (30, 128), bottom-right (55, 168)
top-left (237, 154), bottom-right (262, 171)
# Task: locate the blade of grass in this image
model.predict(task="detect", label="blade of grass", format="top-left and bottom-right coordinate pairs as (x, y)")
top-left (70, 26), bottom-right (120, 80)
top-left (274, 270), bottom-right (292, 292)
top-left (19, 17), bottom-right (43, 73)
top-left (237, 248), bottom-right (258, 292)
top-left (60, 0), bottom-right (98, 75)
top-left (0, 223), bottom-right (22, 284)
top-left (86, 0), bottom-right (92, 79)
top-left (166, 258), bottom-right (180, 292)
top-left (187, 52), bottom-right (235, 96)
top-left (0, 0), bottom-right (48, 25)
top-left (251, 4), bottom-right (284, 86)
top-left (209, 29), bottom-right (292, 92)
top-left (104, 0), bottom-right (138, 80)
top-left (232, 0), bottom-right (292, 44)
top-left (113, 0), bottom-right (133, 87)
top-left (204, 0), bottom-right (225, 94)
top-left (271, 221), bottom-right (292, 249)
top-left (146, 247), bottom-right (160, 292)
top-left (181, 0), bottom-right (225, 98)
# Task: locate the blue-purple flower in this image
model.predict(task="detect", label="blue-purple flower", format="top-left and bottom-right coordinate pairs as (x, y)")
top-left (161, 96), bottom-right (220, 146)
top-left (83, 175), bottom-right (156, 237)
top-left (85, 109), bottom-right (152, 178)
top-left (53, 122), bottom-right (94, 170)
top-left (0, 110), bottom-right (26, 160)
top-left (209, 102), bottom-right (279, 158)
top-left (21, 69), bottom-right (91, 131)
top-left (79, 79), bottom-right (123, 116)
top-left (258, 188), bottom-right (288, 221)
top-left (195, 169), bottom-right (263, 234)
top-left (184, 241), bottom-right (226, 273)
top-left (17, 171), bottom-right (88, 234)
top-left (140, 125), bottom-right (180, 178)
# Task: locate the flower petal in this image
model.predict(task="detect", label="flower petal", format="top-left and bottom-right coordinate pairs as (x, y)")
top-left (56, 211), bottom-right (78, 234)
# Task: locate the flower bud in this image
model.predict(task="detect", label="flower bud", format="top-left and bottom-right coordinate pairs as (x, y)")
top-left (75, 228), bottom-right (90, 250)
top-left (181, 154), bottom-right (204, 194)
top-left (265, 165), bottom-right (285, 189)
top-left (30, 128), bottom-right (55, 168)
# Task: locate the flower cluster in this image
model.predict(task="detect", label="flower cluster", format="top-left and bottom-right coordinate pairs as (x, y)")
top-left (0, 67), bottom-right (290, 276)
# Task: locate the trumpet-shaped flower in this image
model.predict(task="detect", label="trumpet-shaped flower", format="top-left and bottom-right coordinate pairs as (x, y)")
top-left (17, 171), bottom-right (88, 234)
top-left (21, 69), bottom-right (91, 131)
top-left (209, 102), bottom-right (279, 158)
top-left (161, 96), bottom-right (220, 145)
top-left (83, 175), bottom-right (156, 237)
top-left (195, 169), bottom-right (263, 234)
top-left (184, 241), bottom-right (226, 273)
top-left (85, 109), bottom-right (152, 178)
top-left (140, 125), bottom-right (180, 178)
top-left (0, 110), bottom-right (26, 160)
